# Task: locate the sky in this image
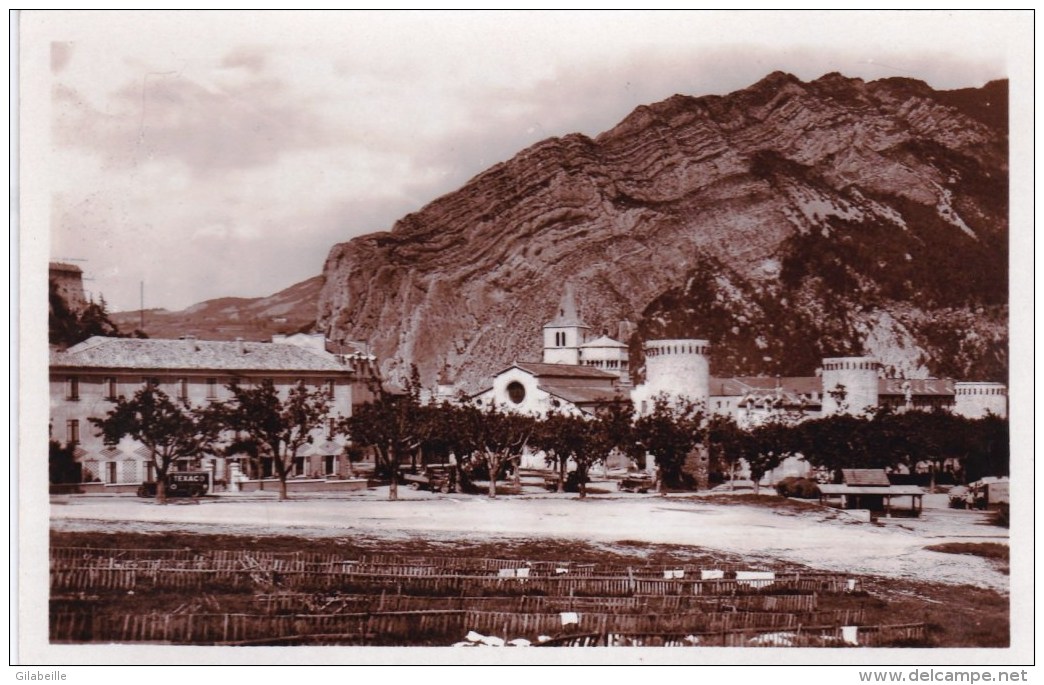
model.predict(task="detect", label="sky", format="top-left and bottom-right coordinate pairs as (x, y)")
top-left (21, 10), bottom-right (1026, 313)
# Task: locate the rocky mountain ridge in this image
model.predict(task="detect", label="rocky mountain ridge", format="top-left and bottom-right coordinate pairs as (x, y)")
top-left (311, 72), bottom-right (1008, 391)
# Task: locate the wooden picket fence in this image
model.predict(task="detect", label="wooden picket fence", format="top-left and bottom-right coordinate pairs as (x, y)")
top-left (53, 547), bottom-right (850, 583)
top-left (49, 546), bottom-right (901, 648)
top-left (538, 622), bottom-right (928, 648)
top-left (50, 607), bottom-right (868, 646)
top-left (51, 564), bottom-right (856, 598)
top-left (254, 592), bottom-right (820, 615)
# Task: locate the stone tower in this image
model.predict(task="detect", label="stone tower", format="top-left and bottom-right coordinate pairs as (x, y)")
top-left (542, 283), bottom-right (590, 366)
top-left (632, 339), bottom-right (710, 412)
top-left (49, 262), bottom-right (88, 315)
top-left (954, 382), bottom-right (1008, 419)
top-left (821, 356), bottom-right (881, 415)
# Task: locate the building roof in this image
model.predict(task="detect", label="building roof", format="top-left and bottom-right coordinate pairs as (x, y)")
top-left (543, 283), bottom-right (589, 329)
top-left (51, 336), bottom-right (352, 373)
top-left (49, 262), bottom-right (83, 274)
top-left (818, 484), bottom-right (925, 497)
top-left (579, 335), bottom-right (628, 349)
top-left (841, 469), bottom-right (892, 487)
top-left (511, 361), bottom-right (617, 380)
top-left (878, 378), bottom-right (955, 396)
top-left (709, 376), bottom-right (821, 397)
top-left (542, 384), bottom-right (629, 406)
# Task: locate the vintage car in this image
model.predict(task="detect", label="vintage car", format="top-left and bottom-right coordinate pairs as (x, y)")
top-left (402, 465), bottom-right (456, 493)
top-left (617, 473), bottom-right (654, 493)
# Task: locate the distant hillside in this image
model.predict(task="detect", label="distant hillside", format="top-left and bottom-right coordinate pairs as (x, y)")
top-left (110, 276), bottom-right (323, 342)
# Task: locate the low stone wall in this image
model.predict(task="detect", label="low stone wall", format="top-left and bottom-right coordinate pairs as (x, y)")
top-left (234, 478), bottom-right (369, 493)
top-left (78, 483), bottom-right (140, 495)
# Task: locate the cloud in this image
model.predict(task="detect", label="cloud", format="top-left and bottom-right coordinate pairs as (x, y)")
top-left (52, 68), bottom-right (338, 176)
top-left (219, 45), bottom-right (268, 73)
top-left (50, 41), bottom-right (73, 73)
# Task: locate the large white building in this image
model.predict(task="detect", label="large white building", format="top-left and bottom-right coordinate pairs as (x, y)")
top-left (49, 335), bottom-right (376, 489)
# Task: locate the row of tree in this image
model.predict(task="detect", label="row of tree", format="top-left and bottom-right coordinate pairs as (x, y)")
top-left (82, 369), bottom-right (1009, 503)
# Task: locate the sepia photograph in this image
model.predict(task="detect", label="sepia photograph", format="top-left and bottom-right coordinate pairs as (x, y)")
top-left (13, 9), bottom-right (1034, 673)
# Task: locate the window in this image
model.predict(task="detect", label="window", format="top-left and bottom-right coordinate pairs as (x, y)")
top-left (66, 419), bottom-right (80, 444)
top-left (325, 379), bottom-right (336, 397)
top-left (327, 418), bottom-right (337, 439)
top-left (104, 377), bottom-right (118, 400)
top-left (178, 378), bottom-right (189, 400)
top-left (143, 376), bottom-right (160, 389)
top-left (507, 381), bottom-right (526, 405)
top-left (206, 378), bottom-right (218, 400)
top-left (66, 376), bottom-right (80, 401)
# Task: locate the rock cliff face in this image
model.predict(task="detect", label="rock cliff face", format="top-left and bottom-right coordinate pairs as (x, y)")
top-left (317, 72), bottom-right (1008, 391)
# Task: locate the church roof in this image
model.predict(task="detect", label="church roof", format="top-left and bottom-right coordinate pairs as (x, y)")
top-left (543, 384), bottom-right (629, 406)
top-left (512, 361), bottom-right (617, 380)
top-left (579, 335), bottom-right (627, 349)
top-left (543, 283), bottom-right (589, 329)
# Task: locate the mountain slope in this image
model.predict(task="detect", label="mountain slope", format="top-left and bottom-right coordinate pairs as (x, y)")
top-left (316, 72), bottom-right (1008, 390)
top-left (111, 276), bottom-right (324, 342)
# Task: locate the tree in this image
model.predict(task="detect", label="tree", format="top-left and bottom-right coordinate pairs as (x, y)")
top-left (219, 379), bottom-right (330, 501)
top-left (531, 400), bottom-right (633, 499)
top-left (49, 439), bottom-right (81, 485)
top-left (746, 418), bottom-right (799, 494)
top-left (450, 403), bottom-right (536, 498)
top-left (706, 414), bottom-right (749, 487)
top-left (49, 282), bottom-right (134, 347)
top-left (340, 369), bottom-right (425, 501)
top-left (964, 414), bottom-right (1009, 482)
top-left (791, 412), bottom-right (909, 480)
top-left (632, 395), bottom-right (704, 492)
top-left (89, 385), bottom-right (220, 503)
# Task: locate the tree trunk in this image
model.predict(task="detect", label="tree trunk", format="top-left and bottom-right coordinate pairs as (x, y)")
top-left (156, 469), bottom-right (167, 505)
top-left (557, 456), bottom-right (566, 493)
top-left (487, 454), bottom-right (498, 498)
top-left (577, 465), bottom-right (587, 500)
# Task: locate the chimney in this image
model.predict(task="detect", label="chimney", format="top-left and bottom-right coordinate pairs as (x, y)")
top-left (236, 337), bottom-right (245, 355)
top-left (184, 335), bottom-right (197, 352)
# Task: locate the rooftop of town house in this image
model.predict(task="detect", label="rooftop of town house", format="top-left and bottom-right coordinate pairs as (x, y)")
top-left (50, 336), bottom-right (353, 373)
top-left (579, 335), bottom-right (628, 349)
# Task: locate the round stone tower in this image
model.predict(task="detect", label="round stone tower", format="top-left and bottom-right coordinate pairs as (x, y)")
top-left (820, 357), bottom-right (881, 415)
top-left (633, 339), bottom-right (710, 411)
top-left (954, 382), bottom-right (1008, 419)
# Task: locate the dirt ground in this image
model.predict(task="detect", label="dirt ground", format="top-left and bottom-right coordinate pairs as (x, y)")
top-left (49, 483), bottom-right (1010, 594)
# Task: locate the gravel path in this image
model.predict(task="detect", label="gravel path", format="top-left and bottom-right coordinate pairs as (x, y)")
top-left (49, 489), bottom-right (1010, 593)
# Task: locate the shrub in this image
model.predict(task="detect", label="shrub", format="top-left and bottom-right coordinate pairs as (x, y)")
top-left (775, 477), bottom-right (821, 499)
top-left (991, 503), bottom-right (1010, 528)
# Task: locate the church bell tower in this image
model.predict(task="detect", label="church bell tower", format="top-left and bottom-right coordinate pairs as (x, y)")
top-left (542, 283), bottom-right (589, 365)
